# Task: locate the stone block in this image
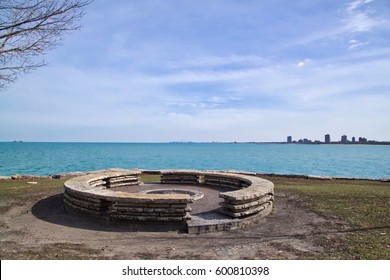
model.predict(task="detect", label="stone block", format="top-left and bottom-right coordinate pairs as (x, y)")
top-left (115, 202), bottom-right (149, 207)
top-left (154, 207), bottom-right (187, 214)
top-left (170, 203), bottom-right (189, 209)
top-left (156, 216), bottom-right (187, 222)
top-left (147, 203), bottom-right (170, 208)
top-left (134, 216), bottom-right (157, 222)
top-left (219, 194), bottom-right (273, 210)
top-left (219, 202), bottom-right (272, 218)
top-left (64, 197), bottom-right (101, 211)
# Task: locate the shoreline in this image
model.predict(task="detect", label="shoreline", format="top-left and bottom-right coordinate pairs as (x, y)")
top-left (1, 168), bottom-right (389, 182)
top-left (3, 141), bottom-right (390, 145)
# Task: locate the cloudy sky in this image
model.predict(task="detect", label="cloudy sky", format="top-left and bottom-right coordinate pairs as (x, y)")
top-left (1, 0), bottom-right (390, 142)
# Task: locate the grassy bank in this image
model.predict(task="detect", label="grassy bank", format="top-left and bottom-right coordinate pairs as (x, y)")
top-left (263, 176), bottom-right (390, 259)
top-left (0, 178), bottom-right (67, 197)
top-left (1, 175), bottom-right (389, 259)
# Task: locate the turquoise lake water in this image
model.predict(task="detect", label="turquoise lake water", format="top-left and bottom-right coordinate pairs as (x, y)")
top-left (0, 142), bottom-right (389, 179)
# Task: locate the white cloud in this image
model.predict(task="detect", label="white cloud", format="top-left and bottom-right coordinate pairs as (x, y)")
top-left (166, 54), bottom-right (265, 69)
top-left (344, 11), bottom-right (379, 32)
top-left (285, 0), bottom-right (383, 50)
top-left (343, 0), bottom-right (383, 34)
top-left (2, 50), bottom-right (389, 142)
top-left (347, 0), bottom-right (374, 13)
top-left (207, 96), bottom-right (240, 103)
top-left (348, 39), bottom-right (369, 49)
top-left (297, 59), bottom-right (312, 67)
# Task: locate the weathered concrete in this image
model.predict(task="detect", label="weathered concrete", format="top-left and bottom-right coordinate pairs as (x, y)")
top-left (64, 169), bottom-right (274, 233)
top-left (160, 170), bottom-right (274, 219)
top-left (64, 170), bottom-right (193, 224)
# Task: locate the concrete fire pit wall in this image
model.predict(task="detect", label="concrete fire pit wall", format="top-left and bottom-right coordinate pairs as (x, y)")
top-left (160, 170), bottom-right (274, 219)
top-left (217, 175), bottom-right (274, 218)
top-left (64, 170), bottom-right (192, 222)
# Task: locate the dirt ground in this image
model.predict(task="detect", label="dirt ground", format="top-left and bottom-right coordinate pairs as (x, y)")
top-left (0, 188), bottom-right (353, 259)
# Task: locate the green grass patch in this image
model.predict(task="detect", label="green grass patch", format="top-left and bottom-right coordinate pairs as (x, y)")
top-left (266, 176), bottom-right (390, 259)
top-left (140, 173), bottom-right (161, 183)
top-left (270, 177), bottom-right (390, 228)
top-left (0, 178), bottom-right (67, 197)
top-left (0, 173), bottom-right (160, 198)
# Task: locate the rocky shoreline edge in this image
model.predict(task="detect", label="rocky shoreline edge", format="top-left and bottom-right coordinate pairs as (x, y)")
top-left (0, 168), bottom-right (389, 182)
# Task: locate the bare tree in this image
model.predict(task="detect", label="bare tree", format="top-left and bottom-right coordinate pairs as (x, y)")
top-left (0, 0), bottom-right (92, 91)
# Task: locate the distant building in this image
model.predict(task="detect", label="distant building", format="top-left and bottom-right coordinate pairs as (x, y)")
top-left (352, 137), bottom-right (356, 143)
top-left (359, 137), bottom-right (367, 143)
top-left (287, 136), bottom-right (292, 143)
top-left (341, 135), bottom-right (348, 144)
top-left (325, 134), bottom-right (331, 144)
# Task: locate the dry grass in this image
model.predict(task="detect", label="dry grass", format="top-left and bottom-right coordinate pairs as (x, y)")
top-left (265, 176), bottom-right (390, 259)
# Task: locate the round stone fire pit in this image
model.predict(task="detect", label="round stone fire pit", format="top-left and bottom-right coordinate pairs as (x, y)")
top-left (138, 189), bottom-right (204, 200)
top-left (63, 169), bottom-right (274, 234)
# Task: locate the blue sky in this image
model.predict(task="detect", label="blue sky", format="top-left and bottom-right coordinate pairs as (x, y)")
top-left (1, 0), bottom-right (390, 142)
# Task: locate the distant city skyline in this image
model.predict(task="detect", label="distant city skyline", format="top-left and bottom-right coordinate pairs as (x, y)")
top-left (286, 134), bottom-right (389, 144)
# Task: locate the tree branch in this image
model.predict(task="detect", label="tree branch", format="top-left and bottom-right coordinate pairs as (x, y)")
top-left (0, 0), bottom-right (92, 91)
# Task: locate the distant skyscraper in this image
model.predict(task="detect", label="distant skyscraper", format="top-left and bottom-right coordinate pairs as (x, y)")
top-left (325, 134), bottom-right (330, 144)
top-left (352, 136), bottom-right (356, 143)
top-left (341, 135), bottom-right (347, 144)
top-left (287, 136), bottom-right (292, 143)
top-left (359, 137), bottom-right (367, 143)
